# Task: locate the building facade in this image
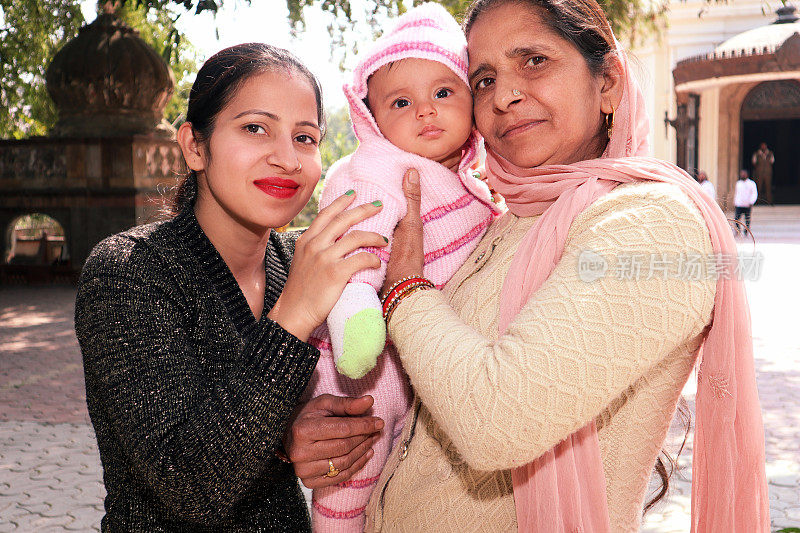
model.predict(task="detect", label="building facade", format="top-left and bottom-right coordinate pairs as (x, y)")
top-left (631, 1), bottom-right (799, 207)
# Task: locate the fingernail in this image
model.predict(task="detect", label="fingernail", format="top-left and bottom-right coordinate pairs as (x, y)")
top-left (382, 236), bottom-right (389, 243)
top-left (409, 170), bottom-right (419, 184)
top-left (345, 189), bottom-right (355, 196)
top-left (371, 200), bottom-right (383, 207)
top-left (375, 419), bottom-right (385, 430)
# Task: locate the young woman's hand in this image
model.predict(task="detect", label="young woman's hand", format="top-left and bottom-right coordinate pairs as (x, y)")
top-left (284, 394), bottom-right (383, 489)
top-left (268, 191), bottom-right (386, 341)
top-left (382, 169), bottom-right (425, 299)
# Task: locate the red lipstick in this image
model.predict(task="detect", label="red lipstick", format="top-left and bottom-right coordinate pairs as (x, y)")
top-left (253, 177), bottom-right (299, 199)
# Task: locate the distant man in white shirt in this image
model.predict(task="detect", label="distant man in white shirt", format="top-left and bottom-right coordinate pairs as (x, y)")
top-left (734, 169), bottom-right (758, 236)
top-left (697, 170), bottom-right (716, 202)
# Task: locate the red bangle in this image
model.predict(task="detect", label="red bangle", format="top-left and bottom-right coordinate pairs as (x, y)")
top-left (384, 285), bottom-right (433, 323)
top-left (382, 277), bottom-right (432, 317)
top-left (382, 280), bottom-right (434, 320)
top-left (381, 276), bottom-right (428, 304)
top-left (382, 277), bottom-right (430, 311)
top-left (383, 282), bottom-right (427, 319)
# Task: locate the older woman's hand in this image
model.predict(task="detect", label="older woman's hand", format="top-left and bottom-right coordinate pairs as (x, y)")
top-left (382, 169), bottom-right (425, 299)
top-left (284, 394), bottom-right (383, 489)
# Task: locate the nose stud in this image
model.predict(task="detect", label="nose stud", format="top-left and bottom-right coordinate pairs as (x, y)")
top-left (512, 89), bottom-right (521, 97)
top-left (294, 162), bottom-right (302, 172)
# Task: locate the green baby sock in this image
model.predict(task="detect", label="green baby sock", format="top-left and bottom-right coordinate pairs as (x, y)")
top-left (335, 308), bottom-right (386, 379)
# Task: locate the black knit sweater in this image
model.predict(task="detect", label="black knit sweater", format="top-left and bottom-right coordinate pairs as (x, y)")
top-left (75, 208), bottom-right (319, 532)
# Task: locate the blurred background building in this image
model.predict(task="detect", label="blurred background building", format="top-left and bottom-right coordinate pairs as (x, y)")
top-left (634, 0), bottom-right (800, 208)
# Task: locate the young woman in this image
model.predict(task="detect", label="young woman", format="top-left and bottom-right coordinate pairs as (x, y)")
top-left (75, 43), bottom-right (385, 531)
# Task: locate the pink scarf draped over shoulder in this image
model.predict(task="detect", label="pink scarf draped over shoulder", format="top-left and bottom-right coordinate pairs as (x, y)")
top-left (489, 44), bottom-right (769, 532)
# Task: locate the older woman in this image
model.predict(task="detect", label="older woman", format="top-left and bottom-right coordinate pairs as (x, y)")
top-left (358, 0), bottom-right (769, 531)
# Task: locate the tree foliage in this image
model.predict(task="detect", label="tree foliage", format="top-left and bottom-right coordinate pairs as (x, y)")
top-left (290, 106), bottom-right (358, 228)
top-left (129, 0), bottom-right (666, 50)
top-left (0, 0), bottom-right (197, 140)
top-left (285, 0), bottom-right (666, 49)
top-left (0, 0), bottom-right (84, 139)
top-left (115, 4), bottom-right (200, 124)
top-left (2, 0), bottom-right (667, 140)
top-left (320, 106), bottom-right (358, 175)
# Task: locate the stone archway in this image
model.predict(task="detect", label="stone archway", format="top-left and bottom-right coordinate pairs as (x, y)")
top-left (0, 212), bottom-right (76, 284)
top-left (0, 10), bottom-right (180, 285)
top-left (4, 213), bottom-right (67, 266)
top-left (740, 80), bottom-right (800, 204)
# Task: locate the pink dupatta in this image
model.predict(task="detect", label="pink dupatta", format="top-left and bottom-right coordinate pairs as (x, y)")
top-left (490, 45), bottom-right (769, 532)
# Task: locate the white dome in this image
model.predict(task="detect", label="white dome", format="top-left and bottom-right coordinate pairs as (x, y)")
top-left (715, 20), bottom-right (800, 55)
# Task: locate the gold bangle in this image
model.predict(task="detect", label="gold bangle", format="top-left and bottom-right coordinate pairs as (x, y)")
top-left (383, 279), bottom-right (434, 320)
top-left (385, 285), bottom-right (430, 323)
top-left (382, 280), bottom-right (430, 319)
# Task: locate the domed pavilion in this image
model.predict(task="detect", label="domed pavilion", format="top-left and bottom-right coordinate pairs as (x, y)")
top-left (0, 8), bottom-right (183, 283)
top-left (671, 4), bottom-right (800, 206)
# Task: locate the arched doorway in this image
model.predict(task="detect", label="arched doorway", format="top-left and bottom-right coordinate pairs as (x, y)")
top-left (740, 80), bottom-right (800, 204)
top-left (4, 213), bottom-right (68, 266)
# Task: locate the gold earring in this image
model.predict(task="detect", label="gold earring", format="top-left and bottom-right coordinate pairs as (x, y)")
top-left (605, 104), bottom-right (615, 139)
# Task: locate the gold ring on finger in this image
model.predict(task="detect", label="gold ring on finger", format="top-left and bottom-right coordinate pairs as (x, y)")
top-left (324, 458), bottom-right (340, 478)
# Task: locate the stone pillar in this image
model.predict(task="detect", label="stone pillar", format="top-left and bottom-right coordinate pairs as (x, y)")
top-left (1, 11), bottom-right (184, 282)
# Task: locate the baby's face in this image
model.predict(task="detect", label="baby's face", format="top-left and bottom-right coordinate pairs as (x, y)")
top-left (367, 58), bottom-right (473, 166)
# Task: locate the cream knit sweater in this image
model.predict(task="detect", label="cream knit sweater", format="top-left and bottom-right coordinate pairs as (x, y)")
top-left (365, 182), bottom-right (716, 532)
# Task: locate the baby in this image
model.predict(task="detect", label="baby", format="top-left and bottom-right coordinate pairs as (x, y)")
top-left (303, 4), bottom-right (500, 531)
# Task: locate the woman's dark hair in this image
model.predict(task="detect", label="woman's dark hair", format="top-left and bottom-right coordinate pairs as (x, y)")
top-left (170, 42), bottom-right (326, 215)
top-left (463, 0), bottom-right (615, 77)
top-left (464, 0), bottom-right (687, 515)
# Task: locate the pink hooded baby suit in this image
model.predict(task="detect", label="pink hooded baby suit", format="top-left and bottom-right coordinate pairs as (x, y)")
top-left (303, 3), bottom-right (500, 531)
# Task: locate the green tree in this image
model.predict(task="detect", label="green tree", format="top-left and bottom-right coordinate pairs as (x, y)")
top-left (2, 0), bottom-right (668, 140)
top-left (285, 0), bottom-right (665, 48)
top-left (290, 106), bottom-right (358, 228)
top-left (0, 0), bottom-right (84, 138)
top-left (115, 3), bottom-right (200, 124)
top-left (0, 0), bottom-right (197, 139)
top-left (130, 0), bottom-right (666, 50)
top-left (321, 106), bottom-right (358, 176)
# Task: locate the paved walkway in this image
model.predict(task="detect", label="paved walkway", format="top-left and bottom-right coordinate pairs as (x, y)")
top-left (1, 287), bottom-right (103, 531)
top-left (1, 208), bottom-right (798, 531)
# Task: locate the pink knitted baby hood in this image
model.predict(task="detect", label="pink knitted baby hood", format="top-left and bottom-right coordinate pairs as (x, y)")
top-left (343, 3), bottom-right (491, 203)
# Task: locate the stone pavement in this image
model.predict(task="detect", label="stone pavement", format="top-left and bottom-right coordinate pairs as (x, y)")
top-left (1, 287), bottom-right (104, 531)
top-left (1, 209), bottom-right (799, 531)
top-left (743, 205), bottom-right (800, 244)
